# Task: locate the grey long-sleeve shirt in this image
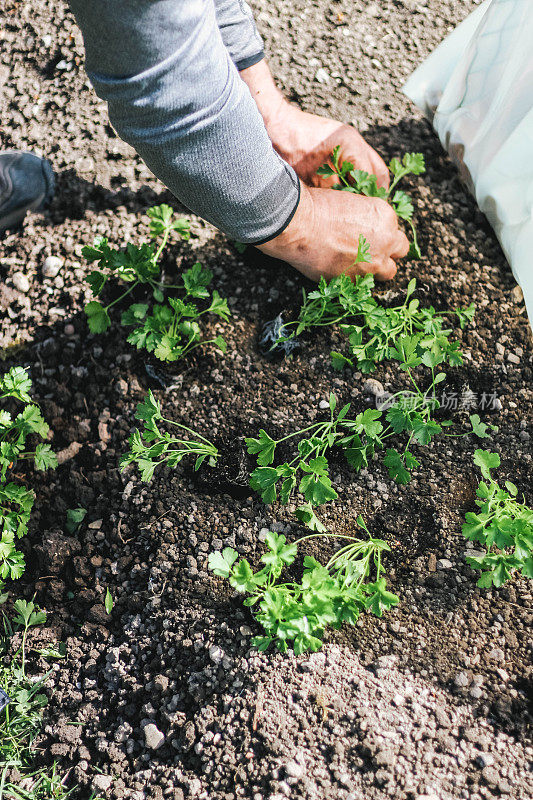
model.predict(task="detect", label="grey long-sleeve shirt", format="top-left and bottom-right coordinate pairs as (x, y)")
top-left (68, 0), bottom-right (300, 243)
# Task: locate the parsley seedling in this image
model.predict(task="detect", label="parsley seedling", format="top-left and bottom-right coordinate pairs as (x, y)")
top-left (0, 598), bottom-right (75, 796)
top-left (120, 391), bottom-right (219, 481)
top-left (121, 262), bottom-right (229, 362)
top-left (270, 273), bottom-right (474, 376)
top-left (0, 367), bottom-right (57, 587)
top-left (83, 205), bottom-right (230, 363)
top-left (318, 147), bottom-right (425, 258)
top-left (334, 278), bottom-right (475, 374)
top-left (83, 205), bottom-right (190, 333)
top-left (462, 450), bottom-right (533, 588)
top-left (208, 516), bottom-right (398, 654)
top-left (246, 387), bottom-right (492, 525)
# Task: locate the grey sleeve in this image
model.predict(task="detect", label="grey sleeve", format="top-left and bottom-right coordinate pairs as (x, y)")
top-left (68, 0), bottom-right (299, 244)
top-left (213, 0), bottom-right (264, 70)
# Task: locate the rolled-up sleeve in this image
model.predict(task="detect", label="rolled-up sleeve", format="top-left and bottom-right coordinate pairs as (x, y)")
top-left (214, 0), bottom-right (265, 71)
top-left (68, 0), bottom-right (300, 243)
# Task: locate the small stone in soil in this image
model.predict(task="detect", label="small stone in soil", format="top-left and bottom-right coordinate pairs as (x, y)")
top-left (42, 255), bottom-right (63, 277)
top-left (143, 723), bottom-right (165, 750)
top-left (12, 272), bottom-right (30, 292)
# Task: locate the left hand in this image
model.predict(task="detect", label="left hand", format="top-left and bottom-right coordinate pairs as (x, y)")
top-left (266, 102), bottom-right (390, 190)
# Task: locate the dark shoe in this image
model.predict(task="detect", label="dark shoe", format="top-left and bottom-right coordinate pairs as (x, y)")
top-left (0, 150), bottom-right (55, 234)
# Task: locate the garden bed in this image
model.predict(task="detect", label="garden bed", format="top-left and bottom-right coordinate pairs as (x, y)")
top-left (0, 0), bottom-right (532, 798)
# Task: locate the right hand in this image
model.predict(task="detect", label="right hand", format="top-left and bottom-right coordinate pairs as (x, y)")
top-left (256, 183), bottom-right (409, 282)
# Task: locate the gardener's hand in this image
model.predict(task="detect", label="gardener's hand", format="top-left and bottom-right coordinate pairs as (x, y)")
top-left (257, 182), bottom-right (409, 282)
top-left (268, 103), bottom-right (390, 191)
top-left (241, 60), bottom-right (389, 189)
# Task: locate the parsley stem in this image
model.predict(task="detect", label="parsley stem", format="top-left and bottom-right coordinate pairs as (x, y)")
top-left (105, 281), bottom-right (138, 311)
top-left (159, 417), bottom-right (215, 446)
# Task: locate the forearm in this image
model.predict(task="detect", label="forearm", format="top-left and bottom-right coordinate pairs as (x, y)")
top-left (68, 0), bottom-right (299, 243)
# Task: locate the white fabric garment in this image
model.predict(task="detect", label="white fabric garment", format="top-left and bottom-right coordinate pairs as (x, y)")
top-left (403, 0), bottom-right (533, 328)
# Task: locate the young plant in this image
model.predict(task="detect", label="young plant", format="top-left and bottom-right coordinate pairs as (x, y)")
top-left (83, 204), bottom-right (190, 333)
top-left (0, 367), bottom-right (57, 481)
top-left (332, 278), bottom-right (475, 375)
top-left (0, 367), bottom-right (57, 588)
top-left (246, 388), bottom-right (492, 525)
top-left (0, 598), bottom-right (74, 798)
top-left (120, 391), bottom-right (219, 481)
top-left (463, 450), bottom-right (533, 588)
top-left (318, 147), bottom-right (425, 258)
top-left (208, 516), bottom-right (398, 654)
top-left (120, 261), bottom-right (229, 362)
top-left (266, 271), bottom-right (376, 352)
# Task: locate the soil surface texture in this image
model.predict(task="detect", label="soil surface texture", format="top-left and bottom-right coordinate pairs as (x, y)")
top-left (1, 1), bottom-right (532, 799)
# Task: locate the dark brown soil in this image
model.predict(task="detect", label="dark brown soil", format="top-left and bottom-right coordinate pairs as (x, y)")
top-left (1, 1), bottom-right (532, 799)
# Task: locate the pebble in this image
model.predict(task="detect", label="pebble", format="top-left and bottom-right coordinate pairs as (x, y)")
top-left (42, 255), bottom-right (63, 278)
top-left (511, 284), bottom-right (524, 303)
top-left (209, 645), bottom-right (224, 664)
top-left (284, 759), bottom-right (304, 779)
top-left (482, 765), bottom-right (499, 787)
top-left (488, 647), bottom-right (505, 662)
top-left (143, 723), bottom-right (165, 750)
top-left (436, 558), bottom-right (453, 570)
top-left (315, 67), bottom-right (330, 83)
top-left (56, 441), bottom-right (82, 465)
top-left (92, 774), bottom-right (113, 792)
top-left (363, 378), bottom-right (384, 397)
top-left (12, 272), bottom-right (30, 293)
top-left (454, 672), bottom-right (469, 688)
top-left (392, 693), bottom-right (405, 706)
top-left (319, 399), bottom-right (330, 410)
top-left (154, 674), bottom-right (169, 692)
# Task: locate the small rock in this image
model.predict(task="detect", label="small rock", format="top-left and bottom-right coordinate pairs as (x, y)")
top-left (64, 323), bottom-right (75, 336)
top-left (454, 671), bottom-right (469, 688)
top-left (42, 256), bottom-right (63, 278)
top-left (284, 759), bottom-right (304, 779)
top-left (319, 399), bottom-right (330, 409)
top-left (209, 645), bottom-right (224, 664)
top-left (392, 693), bottom-right (405, 706)
top-left (427, 553), bottom-right (437, 572)
top-left (98, 421), bottom-right (110, 443)
top-left (143, 722), bottom-right (165, 750)
top-left (511, 285), bottom-right (524, 303)
top-left (92, 774), bottom-right (113, 793)
top-left (12, 272), bottom-right (30, 293)
top-left (482, 766), bottom-right (499, 787)
top-left (507, 353), bottom-right (520, 364)
top-left (315, 67), bottom-right (330, 83)
top-left (436, 558), bottom-right (453, 570)
top-left (488, 647), bottom-right (505, 662)
top-left (363, 378), bottom-right (384, 397)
